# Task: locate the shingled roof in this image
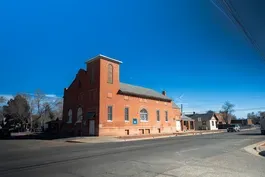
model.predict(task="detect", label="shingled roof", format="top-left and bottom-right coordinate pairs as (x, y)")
top-left (172, 102), bottom-right (179, 109)
top-left (187, 113), bottom-right (217, 121)
top-left (119, 83), bottom-right (172, 101)
top-left (215, 113), bottom-right (225, 123)
top-left (181, 115), bottom-right (194, 121)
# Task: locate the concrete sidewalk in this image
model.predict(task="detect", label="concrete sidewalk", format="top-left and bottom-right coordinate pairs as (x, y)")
top-left (65, 130), bottom-right (225, 144)
top-left (64, 127), bottom-right (257, 144)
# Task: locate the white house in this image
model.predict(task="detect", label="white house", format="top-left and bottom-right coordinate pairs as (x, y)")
top-left (187, 113), bottom-right (218, 130)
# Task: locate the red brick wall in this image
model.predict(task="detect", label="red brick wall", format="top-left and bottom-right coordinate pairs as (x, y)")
top-left (62, 59), bottom-right (101, 135)
top-left (98, 59), bottom-right (181, 136)
top-left (62, 56), bottom-right (181, 136)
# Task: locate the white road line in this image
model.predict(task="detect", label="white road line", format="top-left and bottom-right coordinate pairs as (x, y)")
top-left (176, 148), bottom-right (200, 154)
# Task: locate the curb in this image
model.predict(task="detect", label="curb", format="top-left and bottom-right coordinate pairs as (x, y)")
top-left (122, 135), bottom-right (176, 142)
top-left (244, 140), bottom-right (265, 158)
top-left (67, 131), bottom-right (225, 143)
top-left (255, 141), bottom-right (265, 157)
top-left (240, 128), bottom-right (257, 132)
top-left (122, 131), bottom-right (225, 141)
top-left (64, 128), bottom-right (255, 144)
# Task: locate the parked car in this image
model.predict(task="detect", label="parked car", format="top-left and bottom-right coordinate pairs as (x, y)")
top-left (227, 124), bottom-right (240, 132)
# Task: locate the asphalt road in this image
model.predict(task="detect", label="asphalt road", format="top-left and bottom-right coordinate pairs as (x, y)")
top-left (0, 129), bottom-right (264, 177)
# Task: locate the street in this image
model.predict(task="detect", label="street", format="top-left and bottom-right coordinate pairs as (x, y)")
top-left (0, 129), bottom-right (264, 177)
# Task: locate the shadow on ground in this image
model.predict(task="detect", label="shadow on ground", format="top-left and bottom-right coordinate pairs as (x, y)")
top-left (237, 133), bottom-right (262, 136)
top-left (259, 151), bottom-right (265, 157)
top-left (0, 133), bottom-right (75, 140)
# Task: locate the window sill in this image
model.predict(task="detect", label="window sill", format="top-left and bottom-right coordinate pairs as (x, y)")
top-left (107, 120), bottom-right (113, 122)
top-left (140, 120), bottom-right (148, 123)
top-left (125, 121), bottom-right (129, 123)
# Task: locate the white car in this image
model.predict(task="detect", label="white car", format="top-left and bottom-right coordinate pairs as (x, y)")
top-left (227, 124), bottom-right (240, 132)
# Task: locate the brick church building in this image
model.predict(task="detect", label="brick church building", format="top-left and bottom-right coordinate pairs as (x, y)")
top-left (62, 54), bottom-right (181, 136)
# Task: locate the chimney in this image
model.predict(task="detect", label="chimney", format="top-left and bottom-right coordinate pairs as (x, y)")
top-left (162, 90), bottom-right (166, 96)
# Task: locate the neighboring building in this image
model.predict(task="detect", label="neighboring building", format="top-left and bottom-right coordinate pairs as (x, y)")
top-left (215, 113), bottom-right (226, 125)
top-left (187, 113), bottom-right (218, 130)
top-left (62, 54), bottom-right (181, 136)
top-left (247, 118), bottom-right (253, 125)
top-left (178, 114), bottom-right (195, 132)
top-left (231, 119), bottom-right (253, 126)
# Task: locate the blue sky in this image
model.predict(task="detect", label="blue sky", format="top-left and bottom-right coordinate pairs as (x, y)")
top-left (1, 0), bottom-right (265, 118)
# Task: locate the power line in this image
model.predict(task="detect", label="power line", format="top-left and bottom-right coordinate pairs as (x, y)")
top-left (184, 107), bottom-right (265, 114)
top-left (213, 0), bottom-right (265, 60)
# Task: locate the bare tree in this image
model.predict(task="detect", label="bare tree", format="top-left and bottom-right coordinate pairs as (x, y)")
top-left (32, 90), bottom-right (63, 128)
top-left (247, 112), bottom-right (260, 124)
top-left (259, 111), bottom-right (265, 119)
top-left (34, 89), bottom-right (46, 118)
top-left (21, 93), bottom-right (35, 131)
top-left (51, 99), bottom-right (63, 119)
top-left (220, 101), bottom-right (235, 124)
top-left (206, 110), bottom-right (215, 114)
top-left (230, 114), bottom-right (237, 120)
top-left (0, 96), bottom-right (6, 104)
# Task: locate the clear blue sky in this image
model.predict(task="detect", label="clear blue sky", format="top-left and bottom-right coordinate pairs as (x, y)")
top-left (1, 0), bottom-right (265, 118)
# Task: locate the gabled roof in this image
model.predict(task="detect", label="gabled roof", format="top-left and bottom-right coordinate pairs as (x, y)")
top-left (85, 54), bottom-right (123, 64)
top-left (119, 83), bottom-right (172, 102)
top-left (187, 113), bottom-right (217, 121)
top-left (215, 113), bottom-right (225, 123)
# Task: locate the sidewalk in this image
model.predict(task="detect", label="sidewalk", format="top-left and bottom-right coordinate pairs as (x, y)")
top-left (65, 136), bottom-right (123, 144)
top-left (65, 130), bottom-right (225, 144)
top-left (64, 127), bottom-right (257, 144)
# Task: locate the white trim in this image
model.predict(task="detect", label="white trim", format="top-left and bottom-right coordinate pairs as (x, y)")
top-left (139, 108), bottom-right (148, 122)
top-left (156, 109), bottom-right (160, 122)
top-left (140, 120), bottom-right (148, 123)
top-left (67, 109), bottom-right (73, 124)
top-left (124, 106), bottom-right (129, 122)
top-left (85, 54), bottom-right (123, 64)
top-left (107, 105), bottom-right (113, 121)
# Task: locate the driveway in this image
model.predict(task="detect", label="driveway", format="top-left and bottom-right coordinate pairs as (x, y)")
top-left (0, 129), bottom-right (264, 177)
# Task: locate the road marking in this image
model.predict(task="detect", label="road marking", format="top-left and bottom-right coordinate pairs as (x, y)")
top-left (176, 148), bottom-right (199, 154)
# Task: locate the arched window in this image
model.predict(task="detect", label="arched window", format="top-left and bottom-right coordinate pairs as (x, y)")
top-left (140, 108), bottom-right (148, 122)
top-left (77, 107), bottom-right (83, 121)
top-left (107, 64), bottom-right (113, 84)
top-left (67, 109), bottom-right (72, 123)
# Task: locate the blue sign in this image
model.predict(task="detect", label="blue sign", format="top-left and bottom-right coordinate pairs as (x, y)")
top-left (133, 118), bottom-right (138, 125)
